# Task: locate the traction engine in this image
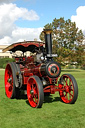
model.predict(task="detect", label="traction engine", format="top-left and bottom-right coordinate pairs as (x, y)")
top-left (3, 29), bottom-right (78, 108)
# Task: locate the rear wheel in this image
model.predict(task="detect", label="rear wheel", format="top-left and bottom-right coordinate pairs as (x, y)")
top-left (5, 62), bottom-right (20, 99)
top-left (59, 74), bottom-right (78, 104)
top-left (27, 75), bottom-right (44, 108)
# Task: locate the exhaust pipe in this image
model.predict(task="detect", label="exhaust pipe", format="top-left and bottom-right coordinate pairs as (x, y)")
top-left (43, 29), bottom-right (52, 59)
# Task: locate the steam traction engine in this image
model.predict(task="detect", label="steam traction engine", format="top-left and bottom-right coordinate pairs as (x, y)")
top-left (3, 29), bottom-right (78, 108)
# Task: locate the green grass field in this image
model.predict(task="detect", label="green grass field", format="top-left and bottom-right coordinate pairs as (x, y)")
top-left (0, 69), bottom-right (85, 128)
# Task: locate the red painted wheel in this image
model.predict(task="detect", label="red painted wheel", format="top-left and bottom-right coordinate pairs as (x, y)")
top-left (5, 62), bottom-right (20, 99)
top-left (27, 75), bottom-right (44, 108)
top-left (59, 74), bottom-right (78, 104)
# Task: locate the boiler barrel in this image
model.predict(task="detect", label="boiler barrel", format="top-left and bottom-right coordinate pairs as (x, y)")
top-left (24, 62), bottom-right (61, 78)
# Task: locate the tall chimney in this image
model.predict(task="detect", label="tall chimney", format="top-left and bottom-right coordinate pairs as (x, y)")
top-left (43, 29), bottom-right (52, 58)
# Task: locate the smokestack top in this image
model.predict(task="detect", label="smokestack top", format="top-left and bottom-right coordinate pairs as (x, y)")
top-left (43, 29), bottom-right (52, 34)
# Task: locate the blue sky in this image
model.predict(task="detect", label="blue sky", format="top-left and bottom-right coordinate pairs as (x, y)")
top-left (14, 0), bottom-right (85, 28)
top-left (0, 0), bottom-right (85, 45)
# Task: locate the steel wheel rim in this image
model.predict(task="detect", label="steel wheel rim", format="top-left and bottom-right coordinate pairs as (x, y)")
top-left (5, 64), bottom-right (13, 98)
top-left (59, 75), bottom-right (74, 103)
top-left (27, 77), bottom-right (39, 108)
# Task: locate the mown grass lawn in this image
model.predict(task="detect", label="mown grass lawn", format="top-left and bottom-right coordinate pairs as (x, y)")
top-left (0, 69), bottom-right (85, 128)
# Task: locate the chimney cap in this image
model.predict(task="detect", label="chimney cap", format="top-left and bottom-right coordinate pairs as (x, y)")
top-left (43, 29), bottom-right (52, 34)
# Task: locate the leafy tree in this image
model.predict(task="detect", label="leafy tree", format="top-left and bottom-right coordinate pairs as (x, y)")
top-left (40, 17), bottom-right (84, 65)
top-left (75, 45), bottom-right (85, 65)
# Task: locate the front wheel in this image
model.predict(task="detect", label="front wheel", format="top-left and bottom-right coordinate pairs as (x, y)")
top-left (59, 74), bottom-right (78, 104)
top-left (27, 75), bottom-right (44, 108)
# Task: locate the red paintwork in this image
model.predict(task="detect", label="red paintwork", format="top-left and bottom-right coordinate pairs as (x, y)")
top-left (48, 64), bottom-right (59, 77)
top-left (14, 41), bottom-right (43, 48)
top-left (5, 64), bottom-right (13, 98)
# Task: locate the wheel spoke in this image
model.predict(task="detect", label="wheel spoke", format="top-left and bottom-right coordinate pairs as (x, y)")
top-left (69, 79), bottom-right (71, 86)
top-left (33, 94), bottom-right (38, 104)
top-left (70, 85), bottom-right (73, 91)
top-left (31, 84), bottom-right (34, 90)
top-left (69, 91), bottom-right (73, 97)
top-left (65, 92), bottom-right (68, 100)
top-left (64, 77), bottom-right (68, 86)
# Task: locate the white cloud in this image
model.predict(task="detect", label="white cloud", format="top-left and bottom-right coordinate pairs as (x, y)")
top-left (0, 27), bottom-right (43, 45)
top-left (0, 36), bottom-right (12, 44)
top-left (0, 3), bottom-right (41, 45)
top-left (12, 27), bottom-right (43, 42)
top-left (0, 3), bottom-right (39, 23)
top-left (71, 6), bottom-right (85, 33)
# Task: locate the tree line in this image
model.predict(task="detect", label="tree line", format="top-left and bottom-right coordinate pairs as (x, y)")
top-left (40, 17), bottom-right (85, 69)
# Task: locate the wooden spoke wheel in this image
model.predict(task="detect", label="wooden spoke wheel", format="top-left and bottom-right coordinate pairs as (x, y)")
top-left (27, 75), bottom-right (44, 108)
top-left (5, 62), bottom-right (20, 99)
top-left (59, 74), bottom-right (78, 104)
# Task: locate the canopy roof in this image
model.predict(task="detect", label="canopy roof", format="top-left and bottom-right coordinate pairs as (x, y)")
top-left (2, 41), bottom-right (44, 53)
